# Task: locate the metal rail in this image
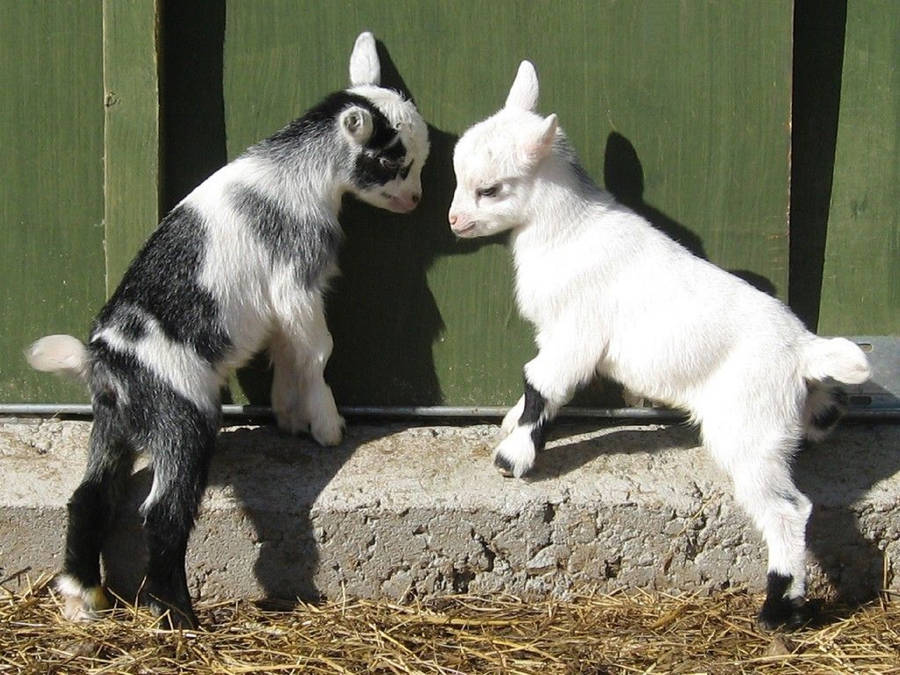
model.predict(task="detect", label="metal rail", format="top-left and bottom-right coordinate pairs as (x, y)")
top-left (0, 403), bottom-right (896, 421)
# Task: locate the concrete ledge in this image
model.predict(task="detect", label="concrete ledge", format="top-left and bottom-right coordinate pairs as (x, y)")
top-left (1, 419), bottom-right (898, 605)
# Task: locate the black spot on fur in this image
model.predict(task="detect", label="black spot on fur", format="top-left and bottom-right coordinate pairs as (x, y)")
top-left (251, 89), bottom-right (410, 191)
top-left (115, 306), bottom-right (149, 341)
top-left (228, 185), bottom-right (342, 289)
top-left (521, 377), bottom-right (548, 451)
top-left (758, 572), bottom-right (816, 630)
top-left (258, 91), bottom-right (403, 160)
top-left (812, 391), bottom-right (847, 432)
top-left (352, 139), bottom-right (408, 189)
top-left (94, 205), bottom-right (231, 364)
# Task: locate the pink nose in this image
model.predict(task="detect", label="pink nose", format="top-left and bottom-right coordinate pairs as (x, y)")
top-left (449, 213), bottom-right (457, 226)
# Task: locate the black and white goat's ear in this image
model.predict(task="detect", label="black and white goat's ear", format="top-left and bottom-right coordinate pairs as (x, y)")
top-left (349, 31), bottom-right (381, 86)
top-left (339, 106), bottom-right (374, 145)
top-left (519, 113), bottom-right (558, 165)
top-left (504, 60), bottom-right (539, 111)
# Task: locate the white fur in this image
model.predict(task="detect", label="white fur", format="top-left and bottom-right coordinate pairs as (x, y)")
top-left (449, 61), bottom-right (871, 605)
top-left (55, 574), bottom-right (110, 621)
top-left (25, 335), bottom-right (88, 379)
top-left (349, 32), bottom-right (381, 87)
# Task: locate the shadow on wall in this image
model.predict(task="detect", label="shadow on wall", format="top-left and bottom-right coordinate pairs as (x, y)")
top-left (229, 43), bottom-right (488, 408)
top-left (794, 422), bottom-right (899, 606)
top-left (524, 419), bottom-right (897, 607)
top-left (603, 131), bottom-right (778, 298)
top-left (160, 3), bottom-right (480, 408)
top-left (573, 131), bottom-right (780, 407)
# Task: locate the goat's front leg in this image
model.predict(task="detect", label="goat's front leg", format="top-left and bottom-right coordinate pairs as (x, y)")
top-left (270, 300), bottom-right (344, 447)
top-left (494, 344), bottom-right (591, 478)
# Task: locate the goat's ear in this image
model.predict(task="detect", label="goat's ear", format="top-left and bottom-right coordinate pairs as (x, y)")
top-left (504, 60), bottom-right (539, 111)
top-left (339, 106), bottom-right (374, 145)
top-left (520, 113), bottom-right (558, 165)
top-left (349, 31), bottom-right (381, 86)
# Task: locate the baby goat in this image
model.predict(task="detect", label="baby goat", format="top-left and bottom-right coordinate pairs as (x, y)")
top-left (448, 61), bottom-right (869, 629)
top-left (26, 32), bottom-right (429, 629)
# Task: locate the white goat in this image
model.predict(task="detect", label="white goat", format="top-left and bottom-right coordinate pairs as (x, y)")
top-left (26, 32), bottom-right (430, 629)
top-left (448, 61), bottom-right (870, 628)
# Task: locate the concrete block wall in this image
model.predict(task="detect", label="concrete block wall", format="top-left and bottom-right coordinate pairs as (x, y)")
top-left (1, 419), bottom-right (897, 606)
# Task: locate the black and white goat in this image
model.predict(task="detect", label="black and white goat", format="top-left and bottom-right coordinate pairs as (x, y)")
top-left (26, 32), bottom-right (429, 629)
top-left (447, 61), bottom-right (870, 629)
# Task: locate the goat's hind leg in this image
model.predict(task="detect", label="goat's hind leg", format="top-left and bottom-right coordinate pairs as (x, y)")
top-left (139, 401), bottom-right (217, 629)
top-left (712, 430), bottom-right (816, 629)
top-left (58, 403), bottom-right (134, 621)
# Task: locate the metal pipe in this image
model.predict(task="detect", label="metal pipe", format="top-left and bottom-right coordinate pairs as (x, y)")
top-left (0, 403), bottom-right (896, 421)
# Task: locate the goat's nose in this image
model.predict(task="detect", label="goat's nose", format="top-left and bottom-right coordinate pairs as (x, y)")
top-left (410, 193), bottom-right (420, 205)
top-left (449, 213), bottom-right (457, 225)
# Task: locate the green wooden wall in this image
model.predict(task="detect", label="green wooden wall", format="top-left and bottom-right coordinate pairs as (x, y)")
top-left (221, 0), bottom-right (793, 406)
top-left (0, 1), bottom-right (106, 402)
top-left (1, 0), bottom-right (895, 407)
top-left (817, 0), bottom-right (899, 335)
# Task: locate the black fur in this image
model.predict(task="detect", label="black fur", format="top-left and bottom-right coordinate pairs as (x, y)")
top-left (257, 91), bottom-right (408, 191)
top-left (65, 340), bottom-right (219, 628)
top-left (228, 185), bottom-right (342, 289)
top-left (521, 377), bottom-right (548, 451)
top-left (812, 389), bottom-right (848, 434)
top-left (94, 205), bottom-right (231, 364)
top-left (757, 572), bottom-right (816, 630)
top-left (494, 452), bottom-right (516, 476)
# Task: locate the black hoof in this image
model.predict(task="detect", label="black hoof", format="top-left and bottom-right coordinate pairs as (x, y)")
top-left (757, 595), bottom-right (817, 631)
top-left (143, 592), bottom-right (199, 630)
top-left (493, 453), bottom-right (515, 477)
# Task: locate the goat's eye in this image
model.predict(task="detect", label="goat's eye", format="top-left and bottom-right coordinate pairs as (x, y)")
top-left (476, 184), bottom-right (501, 199)
top-left (379, 157), bottom-right (399, 170)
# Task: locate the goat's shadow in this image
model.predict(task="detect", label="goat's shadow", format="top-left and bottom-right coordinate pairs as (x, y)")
top-left (235, 43), bottom-right (485, 408)
top-left (525, 418), bottom-right (898, 607)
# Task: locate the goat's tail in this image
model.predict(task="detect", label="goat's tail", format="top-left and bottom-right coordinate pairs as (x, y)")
top-left (802, 337), bottom-right (871, 385)
top-left (25, 334), bottom-right (89, 380)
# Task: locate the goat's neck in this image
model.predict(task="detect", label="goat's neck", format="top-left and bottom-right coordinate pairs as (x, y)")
top-left (513, 156), bottom-right (600, 253)
top-left (284, 147), bottom-right (348, 216)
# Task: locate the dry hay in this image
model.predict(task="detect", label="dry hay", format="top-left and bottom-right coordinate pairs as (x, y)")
top-left (2, 575), bottom-right (898, 674)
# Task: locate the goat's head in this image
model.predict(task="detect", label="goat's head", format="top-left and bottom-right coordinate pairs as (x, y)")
top-left (341, 32), bottom-right (430, 213)
top-left (448, 61), bottom-right (558, 237)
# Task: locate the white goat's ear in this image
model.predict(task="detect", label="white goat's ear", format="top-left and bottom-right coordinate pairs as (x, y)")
top-left (520, 113), bottom-right (558, 165)
top-left (349, 31), bottom-right (381, 86)
top-left (504, 60), bottom-right (539, 111)
top-left (339, 106), bottom-right (374, 145)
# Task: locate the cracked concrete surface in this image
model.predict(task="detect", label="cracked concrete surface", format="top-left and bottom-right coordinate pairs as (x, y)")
top-left (1, 418), bottom-right (897, 606)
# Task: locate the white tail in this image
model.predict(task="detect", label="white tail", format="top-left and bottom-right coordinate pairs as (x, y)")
top-left (25, 334), bottom-right (88, 379)
top-left (803, 337), bottom-right (871, 384)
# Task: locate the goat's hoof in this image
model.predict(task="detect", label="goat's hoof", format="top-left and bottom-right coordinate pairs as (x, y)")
top-left (311, 415), bottom-right (345, 447)
top-left (146, 597), bottom-right (199, 631)
top-left (492, 430), bottom-right (535, 478)
top-left (494, 452), bottom-right (516, 477)
top-left (757, 596), bottom-right (816, 631)
top-left (274, 409), bottom-right (311, 437)
top-left (55, 575), bottom-right (110, 622)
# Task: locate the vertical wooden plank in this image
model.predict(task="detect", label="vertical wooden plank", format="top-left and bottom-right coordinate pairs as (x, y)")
top-left (221, 0), bottom-right (793, 406)
top-left (0, 1), bottom-right (105, 402)
top-left (818, 0), bottom-right (899, 335)
top-left (103, 0), bottom-right (161, 292)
